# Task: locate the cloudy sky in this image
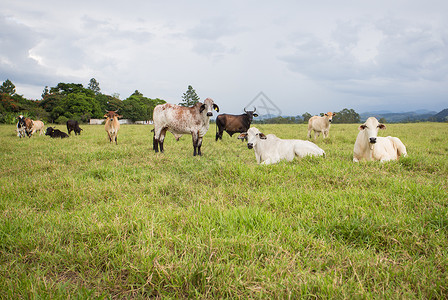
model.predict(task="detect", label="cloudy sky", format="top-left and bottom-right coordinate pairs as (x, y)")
top-left (1, 0), bottom-right (447, 116)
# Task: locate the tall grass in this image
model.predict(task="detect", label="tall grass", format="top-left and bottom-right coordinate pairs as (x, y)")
top-left (0, 122), bottom-right (447, 298)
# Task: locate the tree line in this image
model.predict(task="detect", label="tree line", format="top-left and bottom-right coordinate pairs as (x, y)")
top-left (1, 78), bottom-right (362, 124)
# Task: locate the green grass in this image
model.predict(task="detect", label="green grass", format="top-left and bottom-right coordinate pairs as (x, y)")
top-left (1, 122), bottom-right (447, 298)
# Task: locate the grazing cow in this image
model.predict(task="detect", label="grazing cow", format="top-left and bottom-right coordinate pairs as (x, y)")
top-left (353, 117), bottom-right (407, 162)
top-left (153, 98), bottom-right (219, 156)
top-left (307, 112), bottom-right (336, 140)
top-left (29, 120), bottom-right (45, 136)
top-left (238, 127), bottom-right (325, 165)
top-left (16, 115), bottom-right (27, 138)
top-left (215, 107), bottom-right (258, 141)
top-left (104, 110), bottom-right (121, 144)
top-left (45, 127), bottom-right (69, 138)
top-left (24, 117), bottom-right (34, 137)
top-left (66, 120), bottom-right (83, 135)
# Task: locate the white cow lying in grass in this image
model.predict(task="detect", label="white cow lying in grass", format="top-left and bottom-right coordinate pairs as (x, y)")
top-left (238, 127), bottom-right (325, 165)
top-left (353, 117), bottom-right (407, 162)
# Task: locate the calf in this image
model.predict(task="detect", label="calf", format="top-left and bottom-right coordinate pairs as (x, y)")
top-left (353, 117), bottom-right (407, 162)
top-left (16, 115), bottom-right (27, 138)
top-left (153, 98), bottom-right (219, 156)
top-left (24, 117), bottom-right (33, 137)
top-left (104, 110), bottom-right (121, 144)
top-left (67, 120), bottom-right (83, 135)
top-left (29, 120), bottom-right (45, 136)
top-left (215, 107), bottom-right (258, 141)
top-left (45, 127), bottom-right (69, 138)
top-left (307, 112), bottom-right (336, 140)
top-left (238, 127), bottom-right (325, 165)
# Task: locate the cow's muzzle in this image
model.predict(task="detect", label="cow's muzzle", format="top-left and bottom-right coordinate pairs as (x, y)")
top-left (329, 119), bottom-right (332, 123)
top-left (207, 112), bottom-right (213, 116)
top-left (369, 137), bottom-right (377, 144)
top-left (247, 143), bottom-right (253, 149)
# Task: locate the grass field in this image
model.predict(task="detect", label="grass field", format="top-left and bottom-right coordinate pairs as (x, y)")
top-left (1, 122), bottom-right (447, 298)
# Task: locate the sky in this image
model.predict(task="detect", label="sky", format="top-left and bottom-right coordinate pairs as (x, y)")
top-left (1, 0), bottom-right (447, 116)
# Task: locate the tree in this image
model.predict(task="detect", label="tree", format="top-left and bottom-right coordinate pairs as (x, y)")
top-left (179, 85), bottom-right (200, 107)
top-left (87, 78), bottom-right (101, 95)
top-left (302, 112), bottom-right (312, 123)
top-left (0, 79), bottom-right (16, 95)
top-left (333, 108), bottom-right (361, 123)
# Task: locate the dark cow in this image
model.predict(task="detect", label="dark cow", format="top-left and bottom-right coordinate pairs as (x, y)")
top-left (215, 107), bottom-right (258, 141)
top-left (66, 120), bottom-right (83, 135)
top-left (45, 127), bottom-right (69, 138)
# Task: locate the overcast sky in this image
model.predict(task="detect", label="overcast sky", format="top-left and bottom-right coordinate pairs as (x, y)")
top-left (1, 0), bottom-right (447, 116)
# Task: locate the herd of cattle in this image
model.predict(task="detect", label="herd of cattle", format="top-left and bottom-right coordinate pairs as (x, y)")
top-left (15, 98), bottom-right (407, 164)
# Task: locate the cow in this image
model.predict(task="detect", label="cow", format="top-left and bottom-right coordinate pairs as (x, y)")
top-left (45, 127), bottom-right (69, 138)
top-left (67, 120), bottom-right (83, 135)
top-left (29, 120), bottom-right (45, 136)
top-left (16, 115), bottom-right (27, 138)
top-left (215, 107), bottom-right (258, 141)
top-left (152, 98), bottom-right (219, 156)
top-left (104, 110), bottom-right (121, 144)
top-left (24, 117), bottom-right (33, 137)
top-left (353, 117), bottom-right (407, 162)
top-left (238, 127), bottom-right (325, 165)
top-left (307, 112), bottom-right (336, 140)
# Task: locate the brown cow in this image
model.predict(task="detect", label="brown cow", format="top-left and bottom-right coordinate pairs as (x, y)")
top-left (104, 110), bottom-right (121, 144)
top-left (152, 98), bottom-right (219, 156)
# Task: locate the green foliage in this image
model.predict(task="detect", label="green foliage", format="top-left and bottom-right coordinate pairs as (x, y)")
top-left (0, 79), bottom-right (16, 95)
top-left (55, 115), bottom-right (69, 124)
top-left (179, 85), bottom-right (200, 107)
top-left (333, 108), bottom-right (361, 123)
top-left (122, 91), bottom-right (166, 121)
top-left (87, 78), bottom-right (101, 95)
top-left (302, 112), bottom-right (312, 123)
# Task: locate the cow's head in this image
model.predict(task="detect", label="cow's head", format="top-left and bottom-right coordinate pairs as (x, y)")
top-left (17, 115), bottom-right (26, 128)
top-left (199, 98), bottom-right (219, 117)
top-left (324, 112), bottom-right (336, 123)
top-left (244, 107), bottom-right (258, 122)
top-left (104, 110), bottom-right (122, 121)
top-left (359, 117), bottom-right (386, 149)
top-left (238, 127), bottom-right (266, 149)
top-left (45, 127), bottom-right (54, 136)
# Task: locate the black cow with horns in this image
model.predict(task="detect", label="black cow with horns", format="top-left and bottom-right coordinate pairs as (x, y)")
top-left (215, 107), bottom-right (258, 141)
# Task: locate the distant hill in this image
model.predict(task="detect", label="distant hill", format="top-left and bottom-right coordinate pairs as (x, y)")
top-left (360, 110), bottom-right (441, 123)
top-left (429, 109), bottom-right (448, 122)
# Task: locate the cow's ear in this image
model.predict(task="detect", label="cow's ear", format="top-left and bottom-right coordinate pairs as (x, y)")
top-left (333, 113), bottom-right (336, 116)
top-left (253, 113), bottom-right (258, 117)
top-left (259, 133), bottom-right (267, 139)
top-left (200, 104), bottom-right (206, 113)
top-left (378, 124), bottom-right (386, 130)
top-left (237, 133), bottom-right (247, 140)
top-left (359, 124), bottom-right (367, 130)
top-left (325, 113), bottom-right (328, 116)
top-left (213, 104), bottom-right (219, 112)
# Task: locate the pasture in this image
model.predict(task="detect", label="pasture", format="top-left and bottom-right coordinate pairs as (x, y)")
top-left (0, 122), bottom-right (447, 298)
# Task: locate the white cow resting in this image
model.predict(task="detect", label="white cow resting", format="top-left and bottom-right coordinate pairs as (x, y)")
top-left (353, 117), bottom-right (407, 162)
top-left (238, 127), bottom-right (325, 165)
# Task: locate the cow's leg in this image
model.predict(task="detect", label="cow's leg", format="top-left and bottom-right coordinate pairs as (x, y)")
top-left (115, 134), bottom-right (118, 145)
top-left (192, 131), bottom-right (199, 156)
top-left (158, 129), bottom-right (167, 153)
top-left (197, 135), bottom-right (203, 156)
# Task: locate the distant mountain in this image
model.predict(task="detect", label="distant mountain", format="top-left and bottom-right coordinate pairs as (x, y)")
top-left (430, 108), bottom-right (448, 122)
top-left (360, 110), bottom-right (439, 123)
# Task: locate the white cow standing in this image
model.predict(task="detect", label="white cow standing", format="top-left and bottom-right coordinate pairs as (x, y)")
top-left (238, 127), bottom-right (325, 165)
top-left (353, 117), bottom-right (407, 162)
top-left (307, 112), bottom-right (336, 140)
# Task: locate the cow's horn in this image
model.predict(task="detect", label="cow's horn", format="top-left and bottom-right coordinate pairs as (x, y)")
top-left (244, 107), bottom-right (247, 113)
top-left (253, 107), bottom-right (256, 112)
